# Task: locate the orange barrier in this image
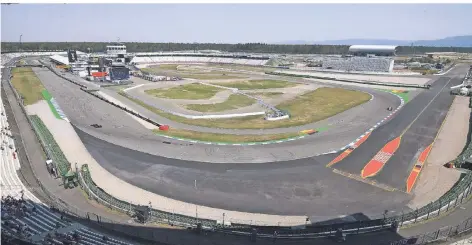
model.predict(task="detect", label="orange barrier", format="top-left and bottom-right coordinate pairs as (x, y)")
top-left (92, 72), bottom-right (108, 77)
top-left (300, 129), bottom-right (317, 135)
top-left (361, 137), bottom-right (401, 178)
top-left (327, 132), bottom-right (371, 167)
top-left (406, 144), bottom-right (432, 193)
top-left (159, 125), bottom-right (170, 131)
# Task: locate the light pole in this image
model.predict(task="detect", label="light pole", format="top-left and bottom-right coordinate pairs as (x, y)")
top-left (223, 213), bottom-right (225, 227)
top-left (194, 179), bottom-right (198, 222)
top-left (19, 34), bottom-right (23, 51)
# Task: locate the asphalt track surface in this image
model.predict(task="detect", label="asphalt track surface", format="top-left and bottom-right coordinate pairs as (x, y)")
top-left (333, 75), bottom-right (464, 191)
top-left (32, 65), bottom-right (400, 163)
top-left (28, 62), bottom-right (467, 221)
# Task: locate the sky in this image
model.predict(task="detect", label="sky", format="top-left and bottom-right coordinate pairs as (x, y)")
top-left (1, 4), bottom-right (472, 43)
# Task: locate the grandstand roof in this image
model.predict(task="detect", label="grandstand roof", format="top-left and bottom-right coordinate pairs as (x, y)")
top-left (349, 45), bottom-right (397, 53)
top-left (50, 54), bottom-right (69, 65)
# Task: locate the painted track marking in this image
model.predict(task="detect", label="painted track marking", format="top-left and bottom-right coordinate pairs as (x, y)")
top-left (361, 136), bottom-right (402, 179)
top-left (406, 144), bottom-right (432, 193)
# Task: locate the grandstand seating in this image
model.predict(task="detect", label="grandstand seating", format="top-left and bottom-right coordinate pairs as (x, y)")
top-left (0, 96), bottom-right (135, 244)
top-left (322, 57), bottom-right (394, 73)
top-left (130, 56), bottom-right (268, 66)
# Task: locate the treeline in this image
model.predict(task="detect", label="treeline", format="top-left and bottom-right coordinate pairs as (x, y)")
top-left (2, 42), bottom-right (472, 55)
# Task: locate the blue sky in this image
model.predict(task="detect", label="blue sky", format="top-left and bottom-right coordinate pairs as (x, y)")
top-left (1, 4), bottom-right (471, 43)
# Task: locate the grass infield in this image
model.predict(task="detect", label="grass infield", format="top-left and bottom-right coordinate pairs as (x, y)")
top-left (153, 128), bottom-right (302, 143)
top-left (144, 83), bottom-right (224, 100)
top-left (211, 79), bottom-right (296, 90)
top-left (119, 87), bottom-right (371, 129)
top-left (185, 94), bottom-right (256, 112)
top-left (10, 67), bottom-right (45, 105)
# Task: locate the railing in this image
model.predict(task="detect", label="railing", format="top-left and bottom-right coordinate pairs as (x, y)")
top-left (29, 115), bottom-right (71, 177)
top-left (8, 56), bottom-right (472, 239)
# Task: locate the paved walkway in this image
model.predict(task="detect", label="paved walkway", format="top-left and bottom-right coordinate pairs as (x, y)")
top-left (408, 96), bottom-right (470, 209)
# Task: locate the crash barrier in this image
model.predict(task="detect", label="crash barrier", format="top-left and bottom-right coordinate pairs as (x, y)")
top-left (79, 164), bottom-right (217, 228)
top-left (80, 88), bottom-right (162, 127)
top-left (78, 150), bottom-right (472, 239)
top-left (453, 110), bottom-right (472, 169)
top-left (267, 71), bottom-right (431, 89)
top-left (39, 60), bottom-right (87, 88)
top-left (4, 64), bottom-right (71, 179)
top-left (379, 216), bottom-right (472, 245)
top-left (29, 115), bottom-right (71, 177)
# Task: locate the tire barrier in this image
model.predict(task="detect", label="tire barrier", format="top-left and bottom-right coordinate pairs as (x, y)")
top-left (266, 71), bottom-right (431, 89)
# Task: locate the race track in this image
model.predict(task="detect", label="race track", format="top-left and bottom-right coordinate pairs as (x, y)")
top-left (29, 62), bottom-right (469, 222)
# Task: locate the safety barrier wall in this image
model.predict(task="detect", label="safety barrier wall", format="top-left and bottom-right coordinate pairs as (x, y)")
top-left (4, 62), bottom-right (71, 181)
top-left (267, 71), bottom-right (431, 89)
top-left (454, 109), bottom-right (472, 168)
top-left (14, 56), bottom-right (472, 238)
top-left (29, 115), bottom-right (71, 176)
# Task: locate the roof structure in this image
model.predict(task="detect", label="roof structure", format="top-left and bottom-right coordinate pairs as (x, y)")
top-left (349, 45), bottom-right (398, 54)
top-left (49, 54), bottom-right (69, 65)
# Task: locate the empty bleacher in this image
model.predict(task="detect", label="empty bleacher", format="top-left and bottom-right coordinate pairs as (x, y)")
top-left (1, 79), bottom-right (136, 245)
top-left (130, 56), bottom-right (268, 66)
top-left (322, 57), bottom-right (394, 73)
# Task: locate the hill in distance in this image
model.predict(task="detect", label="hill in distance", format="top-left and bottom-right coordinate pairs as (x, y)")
top-left (279, 35), bottom-right (472, 47)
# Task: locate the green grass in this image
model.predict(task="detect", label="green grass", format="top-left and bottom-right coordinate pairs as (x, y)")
top-left (185, 94), bottom-right (255, 112)
top-left (249, 92), bottom-right (284, 98)
top-left (378, 89), bottom-right (410, 103)
top-left (120, 87), bottom-right (371, 129)
top-left (158, 64), bottom-right (180, 70)
top-left (41, 90), bottom-right (62, 119)
top-left (205, 64), bottom-right (277, 73)
top-left (145, 83), bottom-right (224, 100)
top-left (211, 80), bottom-right (296, 90)
top-left (154, 128), bottom-right (302, 143)
top-left (182, 73), bottom-right (241, 80)
top-left (11, 67), bottom-right (45, 105)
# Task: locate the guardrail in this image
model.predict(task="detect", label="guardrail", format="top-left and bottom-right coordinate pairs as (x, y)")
top-left (266, 71), bottom-right (431, 89)
top-left (17, 57), bottom-right (472, 239)
top-left (4, 64), bottom-right (72, 182)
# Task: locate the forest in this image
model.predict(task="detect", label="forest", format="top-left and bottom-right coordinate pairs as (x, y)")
top-left (2, 42), bottom-right (472, 55)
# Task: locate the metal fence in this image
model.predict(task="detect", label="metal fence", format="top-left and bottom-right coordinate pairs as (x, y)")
top-left (382, 216), bottom-right (472, 245)
top-left (4, 56), bottom-right (472, 242)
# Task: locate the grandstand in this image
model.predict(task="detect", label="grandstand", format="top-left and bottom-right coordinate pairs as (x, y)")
top-left (322, 56), bottom-right (394, 73)
top-left (131, 55), bottom-right (269, 66)
top-left (320, 45), bottom-right (397, 73)
top-left (0, 93), bottom-right (135, 245)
